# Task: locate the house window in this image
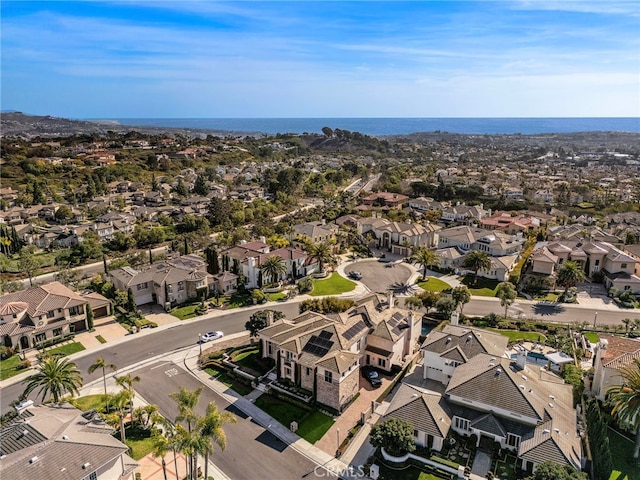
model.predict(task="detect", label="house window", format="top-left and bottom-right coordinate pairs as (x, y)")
top-left (53, 328), bottom-right (63, 337)
top-left (621, 263), bottom-right (627, 269)
top-left (84, 471), bottom-right (98, 480)
top-left (595, 259), bottom-right (600, 266)
top-left (414, 429), bottom-right (419, 438)
top-left (136, 282), bottom-right (148, 290)
top-left (624, 285), bottom-right (631, 290)
top-left (306, 367), bottom-right (311, 376)
top-left (178, 281), bottom-right (185, 291)
top-left (324, 371), bottom-right (333, 383)
top-left (35, 333), bottom-right (46, 344)
top-left (506, 433), bottom-right (520, 448)
top-left (454, 417), bottom-right (470, 431)
top-left (267, 342), bottom-right (272, 356)
top-left (378, 358), bottom-right (386, 368)
top-left (69, 306), bottom-right (82, 316)
top-left (285, 367), bottom-right (291, 377)
top-left (47, 310), bottom-right (55, 318)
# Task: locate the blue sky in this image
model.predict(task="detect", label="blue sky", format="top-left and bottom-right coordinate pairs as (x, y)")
top-left (1, 1), bottom-right (638, 118)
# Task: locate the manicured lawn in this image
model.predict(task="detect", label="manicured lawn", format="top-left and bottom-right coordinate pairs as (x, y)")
top-left (268, 292), bottom-right (287, 302)
top-left (609, 427), bottom-right (637, 480)
top-left (44, 342), bottom-right (86, 356)
top-left (253, 393), bottom-right (333, 444)
top-left (417, 277), bottom-right (451, 292)
top-left (377, 461), bottom-right (445, 480)
top-left (311, 272), bottom-right (356, 296)
top-left (461, 275), bottom-right (500, 297)
top-left (294, 410), bottom-right (334, 444)
top-left (0, 355), bottom-right (26, 380)
top-left (170, 304), bottom-right (199, 320)
top-left (72, 394), bottom-right (107, 413)
top-left (123, 427), bottom-right (156, 460)
top-left (204, 366), bottom-right (254, 396)
top-left (224, 293), bottom-right (251, 309)
top-left (583, 332), bottom-right (600, 344)
top-left (533, 292), bottom-right (559, 302)
top-left (486, 328), bottom-right (547, 343)
top-left (232, 347), bottom-right (272, 376)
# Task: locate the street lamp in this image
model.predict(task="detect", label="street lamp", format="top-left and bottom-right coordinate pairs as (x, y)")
top-left (198, 333), bottom-right (202, 355)
top-left (594, 312), bottom-right (598, 329)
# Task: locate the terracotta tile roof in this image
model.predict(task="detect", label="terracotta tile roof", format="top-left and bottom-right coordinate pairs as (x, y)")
top-left (0, 282), bottom-right (86, 318)
top-left (599, 334), bottom-right (640, 369)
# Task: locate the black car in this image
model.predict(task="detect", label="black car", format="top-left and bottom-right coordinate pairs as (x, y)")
top-left (348, 270), bottom-right (362, 280)
top-left (361, 366), bottom-right (382, 387)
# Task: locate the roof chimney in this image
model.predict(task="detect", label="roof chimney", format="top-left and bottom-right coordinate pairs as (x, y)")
top-left (450, 312), bottom-right (459, 326)
top-left (387, 291), bottom-right (394, 309)
top-left (515, 349), bottom-right (527, 370)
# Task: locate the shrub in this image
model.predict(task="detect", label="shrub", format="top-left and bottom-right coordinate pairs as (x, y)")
top-left (0, 346), bottom-right (14, 360)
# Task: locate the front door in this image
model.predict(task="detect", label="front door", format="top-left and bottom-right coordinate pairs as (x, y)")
top-left (20, 336), bottom-right (29, 350)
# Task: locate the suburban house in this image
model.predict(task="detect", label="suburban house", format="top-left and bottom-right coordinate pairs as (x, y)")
top-left (0, 403), bottom-right (138, 480)
top-left (109, 254), bottom-right (218, 308)
top-left (440, 203), bottom-right (488, 225)
top-left (220, 240), bottom-right (317, 289)
top-left (292, 220), bottom-right (338, 245)
top-left (480, 212), bottom-right (540, 235)
top-left (258, 294), bottom-right (421, 412)
top-left (360, 192), bottom-right (409, 210)
top-left (356, 214), bottom-right (440, 255)
top-left (382, 325), bottom-right (582, 473)
top-left (0, 282), bottom-right (100, 351)
top-left (529, 240), bottom-right (640, 293)
top-left (589, 335), bottom-right (640, 402)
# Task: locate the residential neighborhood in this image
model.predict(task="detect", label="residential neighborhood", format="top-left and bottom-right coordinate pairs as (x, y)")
top-left (1, 119), bottom-right (639, 480)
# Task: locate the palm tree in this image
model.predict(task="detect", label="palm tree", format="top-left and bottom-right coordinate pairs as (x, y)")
top-left (197, 401), bottom-right (237, 480)
top-left (556, 261), bottom-right (586, 293)
top-left (462, 251), bottom-right (491, 285)
top-left (159, 418), bottom-right (182, 480)
top-left (309, 242), bottom-right (334, 274)
top-left (622, 318), bottom-right (631, 335)
top-left (151, 431), bottom-right (171, 480)
top-left (109, 388), bottom-right (133, 443)
top-left (22, 356), bottom-right (83, 403)
top-left (175, 425), bottom-right (207, 480)
top-left (88, 357), bottom-right (117, 411)
top-left (261, 255), bottom-right (287, 285)
top-left (410, 247), bottom-right (440, 281)
top-left (451, 286), bottom-right (471, 314)
top-left (607, 358), bottom-right (640, 459)
top-left (496, 282), bottom-right (517, 318)
top-left (116, 373), bottom-right (140, 420)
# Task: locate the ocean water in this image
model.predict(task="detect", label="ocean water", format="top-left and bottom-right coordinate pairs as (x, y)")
top-left (107, 117), bottom-right (640, 136)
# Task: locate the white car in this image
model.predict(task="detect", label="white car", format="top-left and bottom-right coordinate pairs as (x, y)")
top-left (200, 331), bottom-right (224, 343)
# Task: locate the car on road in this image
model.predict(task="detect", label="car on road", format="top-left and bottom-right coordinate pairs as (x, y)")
top-left (200, 331), bottom-right (224, 343)
top-left (348, 270), bottom-right (363, 280)
top-left (361, 365), bottom-right (382, 387)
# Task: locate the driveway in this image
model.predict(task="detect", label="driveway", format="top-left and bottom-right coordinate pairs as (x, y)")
top-left (342, 259), bottom-right (418, 296)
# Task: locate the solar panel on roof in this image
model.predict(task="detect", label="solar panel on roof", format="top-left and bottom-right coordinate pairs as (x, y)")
top-left (302, 334), bottom-right (334, 357)
top-left (318, 330), bottom-right (333, 339)
top-left (343, 320), bottom-right (366, 340)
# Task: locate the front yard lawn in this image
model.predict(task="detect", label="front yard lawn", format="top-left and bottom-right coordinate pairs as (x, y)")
top-left (72, 394), bottom-right (107, 413)
top-left (417, 277), bottom-right (451, 292)
top-left (311, 273), bottom-right (356, 296)
top-left (253, 394), bottom-right (333, 444)
top-left (170, 304), bottom-right (199, 320)
top-left (0, 355), bottom-right (26, 380)
top-left (609, 427), bottom-right (637, 480)
top-left (204, 366), bottom-right (254, 396)
top-left (583, 332), bottom-right (600, 344)
top-left (43, 342), bottom-right (86, 357)
top-left (376, 459), bottom-right (446, 480)
top-left (231, 347), bottom-right (272, 376)
top-left (486, 328), bottom-right (547, 343)
top-left (268, 292), bottom-right (287, 302)
top-left (460, 275), bottom-right (500, 297)
top-left (123, 426), bottom-right (156, 460)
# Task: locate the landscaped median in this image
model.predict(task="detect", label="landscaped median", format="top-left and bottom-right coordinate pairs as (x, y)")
top-left (417, 276), bottom-right (451, 292)
top-left (310, 272), bottom-right (356, 296)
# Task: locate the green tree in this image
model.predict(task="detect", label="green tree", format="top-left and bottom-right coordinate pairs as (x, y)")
top-left (207, 197), bottom-right (232, 227)
top-left (193, 174), bottom-right (210, 195)
top-left (197, 401), bottom-right (237, 480)
top-left (245, 310), bottom-right (284, 337)
top-left (410, 247), bottom-right (440, 281)
top-left (54, 204), bottom-right (73, 224)
top-left (109, 388), bottom-right (133, 443)
top-left (151, 431), bottom-right (171, 480)
top-left (18, 246), bottom-right (39, 287)
top-left (88, 357), bottom-right (117, 411)
top-left (309, 242), bottom-right (334, 274)
top-left (462, 250), bottom-right (491, 285)
top-left (525, 461), bottom-right (587, 480)
top-left (608, 358), bottom-right (640, 459)
top-left (496, 282), bottom-right (517, 318)
top-left (369, 418), bottom-right (416, 457)
top-left (205, 244), bottom-right (220, 275)
top-left (451, 286), bottom-right (471, 314)
top-left (115, 373), bottom-right (140, 420)
top-left (261, 255), bottom-right (287, 285)
top-left (556, 261), bottom-right (586, 293)
top-left (436, 295), bottom-right (457, 320)
top-left (22, 356), bottom-right (83, 403)
top-left (170, 387), bottom-right (203, 479)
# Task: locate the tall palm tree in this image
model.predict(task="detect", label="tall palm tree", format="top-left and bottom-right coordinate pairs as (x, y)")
top-left (496, 282), bottom-right (517, 318)
top-left (261, 255), bottom-right (287, 285)
top-left (309, 242), bottom-right (334, 274)
top-left (175, 425), bottom-right (207, 480)
top-left (462, 250), bottom-right (491, 285)
top-left (116, 373), bottom-right (140, 420)
top-left (608, 358), bottom-right (640, 460)
top-left (410, 247), bottom-right (440, 281)
top-left (159, 418), bottom-right (181, 480)
top-left (171, 386), bottom-right (203, 433)
top-left (556, 261), bottom-right (586, 293)
top-left (151, 431), bottom-right (171, 480)
top-left (22, 355), bottom-right (83, 403)
top-left (197, 401), bottom-right (237, 480)
top-left (88, 357), bottom-right (117, 411)
top-left (109, 388), bottom-right (133, 443)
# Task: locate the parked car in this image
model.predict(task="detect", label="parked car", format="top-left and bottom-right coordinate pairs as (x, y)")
top-left (200, 331), bottom-right (224, 343)
top-left (361, 366), bottom-right (382, 387)
top-left (348, 271), bottom-right (363, 280)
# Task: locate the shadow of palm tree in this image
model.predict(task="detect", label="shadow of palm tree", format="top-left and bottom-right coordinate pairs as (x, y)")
top-left (532, 302), bottom-right (566, 316)
top-left (388, 282), bottom-right (418, 296)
